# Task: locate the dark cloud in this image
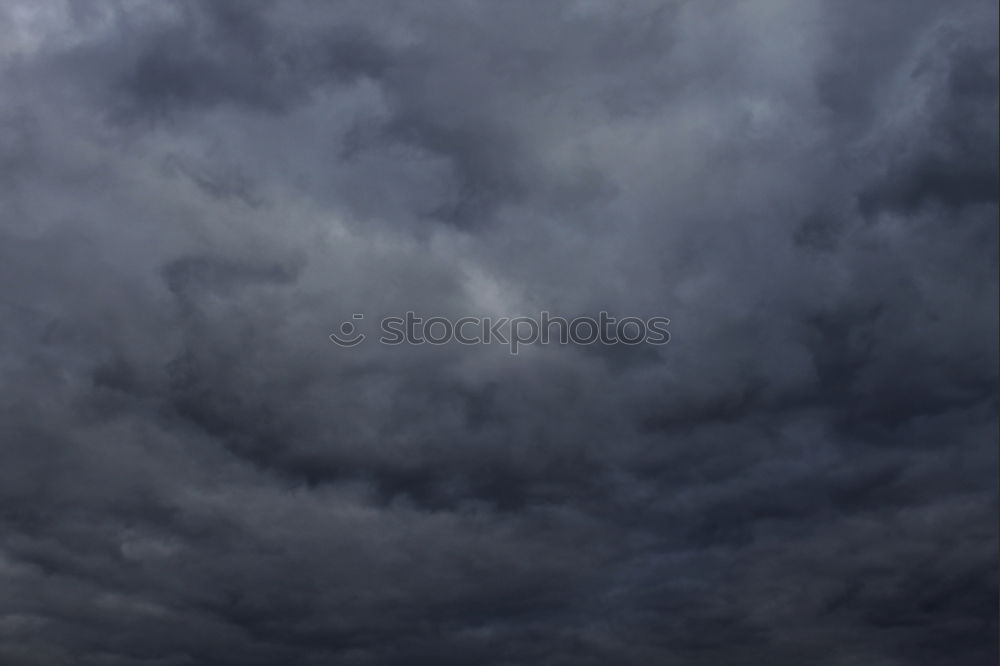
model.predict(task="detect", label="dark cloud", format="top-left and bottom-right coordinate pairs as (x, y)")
top-left (0, 1), bottom-right (996, 664)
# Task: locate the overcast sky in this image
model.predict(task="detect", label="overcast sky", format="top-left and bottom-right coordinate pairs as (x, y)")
top-left (0, 1), bottom-right (997, 665)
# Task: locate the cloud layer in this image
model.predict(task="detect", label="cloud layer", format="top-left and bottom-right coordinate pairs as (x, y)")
top-left (0, 1), bottom-right (997, 664)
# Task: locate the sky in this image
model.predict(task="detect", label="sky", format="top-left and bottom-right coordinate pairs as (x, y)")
top-left (0, 1), bottom-right (997, 665)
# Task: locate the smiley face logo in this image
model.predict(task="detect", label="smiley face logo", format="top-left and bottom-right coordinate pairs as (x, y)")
top-left (329, 314), bottom-right (366, 347)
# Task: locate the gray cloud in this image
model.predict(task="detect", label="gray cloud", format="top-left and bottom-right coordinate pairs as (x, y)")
top-left (0, 1), bottom-right (996, 664)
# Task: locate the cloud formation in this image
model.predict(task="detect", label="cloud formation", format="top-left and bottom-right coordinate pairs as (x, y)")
top-left (0, 1), bottom-right (996, 664)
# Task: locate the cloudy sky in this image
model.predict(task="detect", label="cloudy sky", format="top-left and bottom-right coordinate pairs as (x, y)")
top-left (0, 1), bottom-right (997, 664)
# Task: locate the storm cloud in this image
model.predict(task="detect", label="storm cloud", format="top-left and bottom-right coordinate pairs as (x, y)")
top-left (0, 1), bottom-right (997, 664)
